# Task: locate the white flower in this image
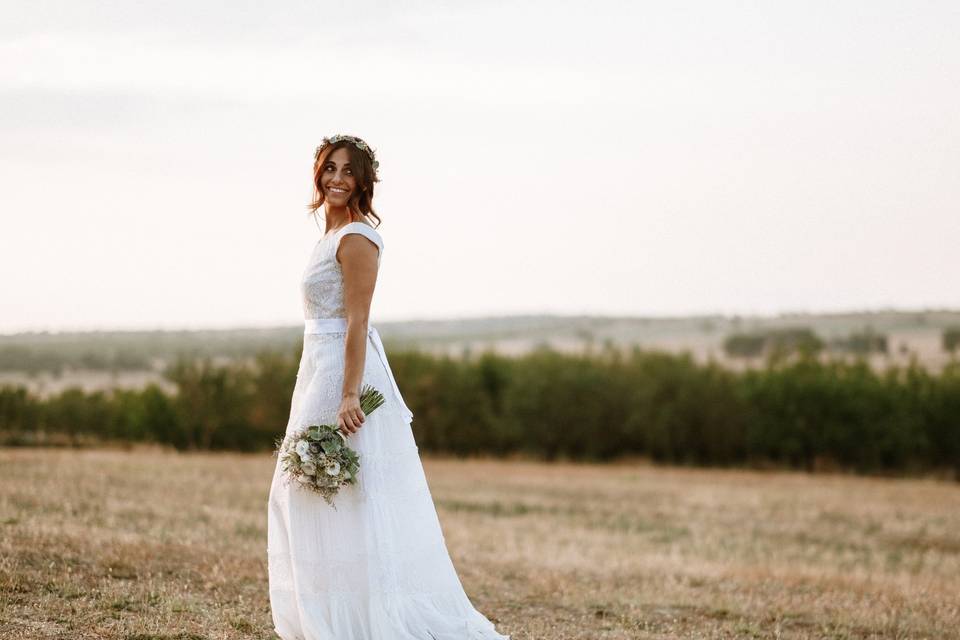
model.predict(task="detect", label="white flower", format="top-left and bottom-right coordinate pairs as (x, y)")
top-left (296, 474), bottom-right (313, 484)
top-left (301, 461), bottom-right (317, 475)
top-left (295, 440), bottom-right (310, 457)
top-left (325, 461), bottom-right (341, 476)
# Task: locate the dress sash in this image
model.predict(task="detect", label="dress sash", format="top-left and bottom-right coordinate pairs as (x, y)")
top-left (303, 317), bottom-right (414, 424)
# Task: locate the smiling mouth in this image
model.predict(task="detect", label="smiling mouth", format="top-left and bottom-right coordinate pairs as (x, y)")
top-left (328, 186), bottom-right (349, 194)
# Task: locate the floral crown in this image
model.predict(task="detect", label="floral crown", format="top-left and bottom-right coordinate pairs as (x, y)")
top-left (314, 134), bottom-right (379, 170)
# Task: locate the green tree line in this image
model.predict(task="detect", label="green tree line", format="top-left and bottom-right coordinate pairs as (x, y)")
top-left (1, 345), bottom-right (957, 478)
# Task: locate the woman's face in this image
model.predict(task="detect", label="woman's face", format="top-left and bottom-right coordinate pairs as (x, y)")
top-left (319, 146), bottom-right (358, 206)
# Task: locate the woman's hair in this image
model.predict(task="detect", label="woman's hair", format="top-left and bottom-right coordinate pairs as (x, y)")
top-left (307, 140), bottom-right (382, 228)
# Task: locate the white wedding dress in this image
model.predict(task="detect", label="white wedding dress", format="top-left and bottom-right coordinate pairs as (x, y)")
top-left (267, 222), bottom-right (510, 640)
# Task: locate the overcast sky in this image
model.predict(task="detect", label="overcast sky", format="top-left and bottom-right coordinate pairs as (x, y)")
top-left (2, 1), bottom-right (958, 333)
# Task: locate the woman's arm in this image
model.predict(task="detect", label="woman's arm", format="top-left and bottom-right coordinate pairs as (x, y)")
top-left (336, 233), bottom-right (380, 434)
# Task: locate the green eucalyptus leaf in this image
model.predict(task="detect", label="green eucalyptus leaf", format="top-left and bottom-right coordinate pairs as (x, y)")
top-left (321, 439), bottom-right (341, 455)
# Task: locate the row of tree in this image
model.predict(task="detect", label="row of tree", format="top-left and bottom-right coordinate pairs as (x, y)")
top-left (1, 344), bottom-right (957, 478)
top-left (723, 326), bottom-right (960, 357)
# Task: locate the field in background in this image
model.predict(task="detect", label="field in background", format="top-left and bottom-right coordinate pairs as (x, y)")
top-left (2, 447), bottom-right (959, 639)
top-left (4, 309), bottom-right (959, 398)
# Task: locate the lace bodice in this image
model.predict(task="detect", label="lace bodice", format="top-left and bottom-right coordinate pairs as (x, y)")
top-left (301, 222), bottom-right (384, 319)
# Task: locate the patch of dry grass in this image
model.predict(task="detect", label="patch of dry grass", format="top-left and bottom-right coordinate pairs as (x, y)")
top-left (1, 447), bottom-right (958, 639)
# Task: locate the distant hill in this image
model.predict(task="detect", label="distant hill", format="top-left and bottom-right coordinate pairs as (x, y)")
top-left (2, 309), bottom-right (959, 396)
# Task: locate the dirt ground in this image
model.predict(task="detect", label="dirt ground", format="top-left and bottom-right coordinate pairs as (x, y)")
top-left (1, 446), bottom-right (958, 639)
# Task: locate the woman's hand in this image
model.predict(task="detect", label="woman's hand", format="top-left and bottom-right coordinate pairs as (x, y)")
top-left (337, 392), bottom-right (366, 435)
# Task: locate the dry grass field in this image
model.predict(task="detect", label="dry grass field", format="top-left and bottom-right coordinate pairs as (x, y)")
top-left (1, 447), bottom-right (958, 639)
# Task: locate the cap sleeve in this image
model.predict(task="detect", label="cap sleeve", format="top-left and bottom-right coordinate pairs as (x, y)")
top-left (336, 222), bottom-right (383, 260)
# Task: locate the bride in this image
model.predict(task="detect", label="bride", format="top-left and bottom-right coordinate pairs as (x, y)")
top-left (266, 134), bottom-right (511, 639)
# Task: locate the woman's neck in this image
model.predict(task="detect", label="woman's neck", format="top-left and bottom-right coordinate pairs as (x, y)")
top-left (324, 207), bottom-right (365, 231)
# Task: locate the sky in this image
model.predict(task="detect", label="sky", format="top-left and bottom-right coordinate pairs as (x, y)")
top-left (1, 1), bottom-right (958, 333)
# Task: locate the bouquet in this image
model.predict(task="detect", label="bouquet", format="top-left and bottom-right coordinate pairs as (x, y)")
top-left (275, 384), bottom-right (386, 508)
